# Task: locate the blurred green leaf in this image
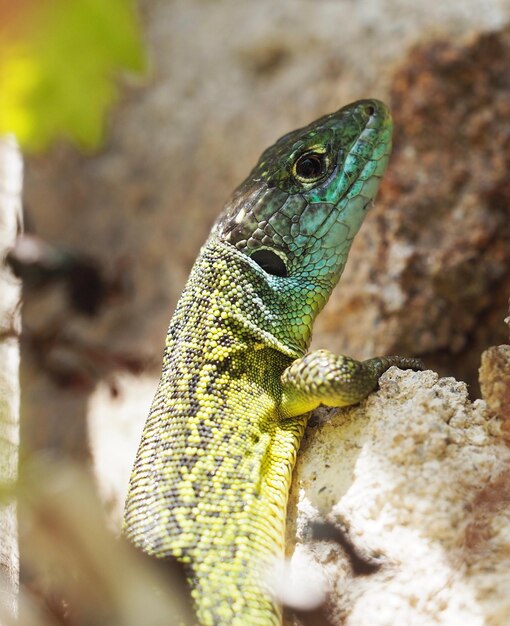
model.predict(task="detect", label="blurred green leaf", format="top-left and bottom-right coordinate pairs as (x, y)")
top-left (0, 0), bottom-right (145, 151)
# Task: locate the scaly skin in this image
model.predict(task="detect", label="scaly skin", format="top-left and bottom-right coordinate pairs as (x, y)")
top-left (123, 99), bottom-right (422, 625)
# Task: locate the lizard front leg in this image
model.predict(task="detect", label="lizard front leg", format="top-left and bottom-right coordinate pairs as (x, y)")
top-left (280, 349), bottom-right (423, 418)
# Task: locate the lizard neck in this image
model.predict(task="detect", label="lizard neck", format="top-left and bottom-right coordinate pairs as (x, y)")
top-left (124, 240), bottom-right (309, 625)
top-left (196, 237), bottom-right (331, 356)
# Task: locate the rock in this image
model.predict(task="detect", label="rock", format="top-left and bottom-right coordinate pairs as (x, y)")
top-left (480, 345), bottom-right (510, 427)
top-left (287, 367), bottom-right (510, 625)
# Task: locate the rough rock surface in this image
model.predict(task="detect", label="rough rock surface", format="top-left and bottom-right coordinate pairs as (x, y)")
top-left (287, 368), bottom-right (510, 625)
top-left (480, 345), bottom-right (510, 426)
top-left (479, 303), bottom-right (510, 431)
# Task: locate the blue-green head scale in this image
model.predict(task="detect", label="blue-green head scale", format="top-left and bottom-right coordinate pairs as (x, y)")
top-left (211, 99), bottom-right (393, 353)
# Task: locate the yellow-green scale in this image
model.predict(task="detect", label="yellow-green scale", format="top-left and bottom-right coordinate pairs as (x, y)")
top-left (124, 240), bottom-right (309, 625)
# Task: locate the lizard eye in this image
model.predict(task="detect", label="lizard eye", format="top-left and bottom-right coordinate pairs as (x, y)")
top-left (250, 249), bottom-right (288, 277)
top-left (292, 151), bottom-right (329, 183)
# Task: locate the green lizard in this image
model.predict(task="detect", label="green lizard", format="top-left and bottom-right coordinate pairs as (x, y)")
top-left (123, 99), bottom-right (422, 625)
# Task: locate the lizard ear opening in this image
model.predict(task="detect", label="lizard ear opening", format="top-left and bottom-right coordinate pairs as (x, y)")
top-left (250, 249), bottom-right (288, 277)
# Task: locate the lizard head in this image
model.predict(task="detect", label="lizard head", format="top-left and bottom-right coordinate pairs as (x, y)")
top-left (216, 99), bottom-right (392, 285)
top-left (213, 99), bottom-right (392, 345)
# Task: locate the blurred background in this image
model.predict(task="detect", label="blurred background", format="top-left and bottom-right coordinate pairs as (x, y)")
top-left (2, 0), bottom-right (510, 623)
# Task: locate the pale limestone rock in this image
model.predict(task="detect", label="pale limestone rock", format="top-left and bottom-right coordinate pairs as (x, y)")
top-left (287, 368), bottom-right (510, 625)
top-left (480, 346), bottom-right (510, 426)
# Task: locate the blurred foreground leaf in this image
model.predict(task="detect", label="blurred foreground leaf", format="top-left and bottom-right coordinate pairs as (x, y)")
top-left (0, 0), bottom-right (145, 151)
top-left (6, 456), bottom-right (195, 626)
